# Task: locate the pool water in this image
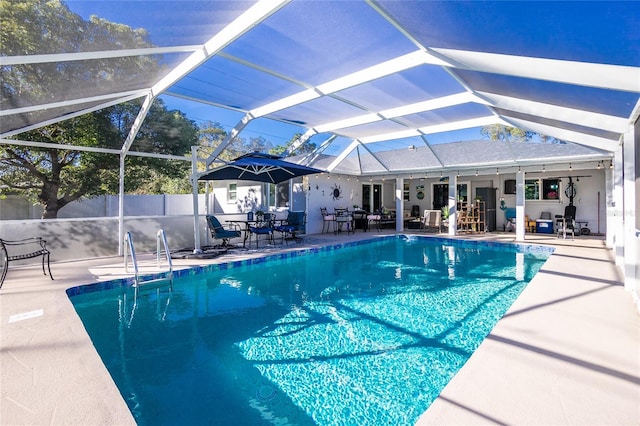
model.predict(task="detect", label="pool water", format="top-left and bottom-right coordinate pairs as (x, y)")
top-left (69, 236), bottom-right (551, 425)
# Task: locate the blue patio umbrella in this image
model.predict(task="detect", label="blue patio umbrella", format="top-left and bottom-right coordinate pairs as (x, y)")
top-left (191, 153), bottom-right (322, 253)
top-left (197, 152), bottom-right (322, 184)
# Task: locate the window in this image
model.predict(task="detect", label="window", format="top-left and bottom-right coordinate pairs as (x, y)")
top-left (403, 182), bottom-right (410, 201)
top-left (525, 179), bottom-right (560, 200)
top-left (268, 182), bottom-right (289, 208)
top-left (542, 179), bottom-right (559, 200)
top-left (227, 183), bottom-right (237, 201)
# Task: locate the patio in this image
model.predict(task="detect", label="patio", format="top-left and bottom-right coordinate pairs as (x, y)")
top-left (1, 1), bottom-right (639, 424)
top-left (1, 231), bottom-right (638, 425)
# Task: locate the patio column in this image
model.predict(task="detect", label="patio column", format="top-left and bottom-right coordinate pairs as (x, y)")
top-left (448, 173), bottom-right (457, 236)
top-left (118, 153), bottom-right (125, 256)
top-left (395, 177), bottom-right (403, 231)
top-left (192, 146), bottom-right (202, 254)
top-left (622, 126), bottom-right (638, 294)
top-left (605, 157), bottom-right (616, 249)
top-left (515, 171), bottom-right (525, 241)
top-left (613, 146), bottom-right (625, 267)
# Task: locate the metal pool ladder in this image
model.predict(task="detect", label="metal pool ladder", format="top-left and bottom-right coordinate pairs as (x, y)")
top-left (124, 229), bottom-right (174, 287)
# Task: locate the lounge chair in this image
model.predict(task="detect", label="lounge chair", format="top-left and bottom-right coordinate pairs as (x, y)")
top-left (275, 211), bottom-right (306, 244)
top-left (206, 215), bottom-right (241, 247)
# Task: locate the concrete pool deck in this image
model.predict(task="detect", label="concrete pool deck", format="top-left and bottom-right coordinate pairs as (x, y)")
top-left (1, 231), bottom-right (638, 425)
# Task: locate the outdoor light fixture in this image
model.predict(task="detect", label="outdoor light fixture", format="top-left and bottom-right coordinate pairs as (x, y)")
top-left (457, 170), bottom-right (460, 177)
top-left (569, 163), bottom-right (573, 171)
top-left (542, 164), bottom-right (546, 172)
top-left (518, 166), bottom-right (521, 173)
top-left (496, 168), bottom-right (499, 175)
top-left (609, 161), bottom-right (613, 169)
top-left (475, 169), bottom-right (478, 176)
top-left (597, 161), bottom-right (601, 169)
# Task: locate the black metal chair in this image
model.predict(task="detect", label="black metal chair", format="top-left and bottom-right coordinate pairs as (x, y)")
top-left (320, 207), bottom-right (335, 233)
top-left (248, 213), bottom-right (275, 248)
top-left (0, 237), bottom-right (53, 288)
top-left (206, 215), bottom-right (241, 247)
top-left (334, 208), bottom-right (354, 234)
top-left (275, 211), bottom-right (306, 244)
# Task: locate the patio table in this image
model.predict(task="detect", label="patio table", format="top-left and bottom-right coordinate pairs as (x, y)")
top-left (227, 219), bottom-right (285, 248)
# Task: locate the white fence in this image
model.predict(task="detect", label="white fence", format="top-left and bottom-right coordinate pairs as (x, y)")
top-left (0, 194), bottom-right (202, 220)
top-left (0, 194), bottom-right (212, 264)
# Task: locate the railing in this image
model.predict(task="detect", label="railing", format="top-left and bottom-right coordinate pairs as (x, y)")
top-left (156, 229), bottom-right (173, 281)
top-left (121, 230), bottom-right (174, 327)
top-left (124, 231), bottom-right (140, 285)
top-left (124, 229), bottom-right (173, 287)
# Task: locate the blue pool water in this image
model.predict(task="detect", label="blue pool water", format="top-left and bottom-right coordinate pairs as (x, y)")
top-left (69, 236), bottom-right (552, 426)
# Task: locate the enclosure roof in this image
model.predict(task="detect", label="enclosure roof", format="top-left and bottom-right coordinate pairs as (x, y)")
top-left (2, 0), bottom-right (638, 175)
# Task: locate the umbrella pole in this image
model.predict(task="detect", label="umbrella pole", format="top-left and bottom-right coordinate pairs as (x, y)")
top-left (191, 146), bottom-right (202, 254)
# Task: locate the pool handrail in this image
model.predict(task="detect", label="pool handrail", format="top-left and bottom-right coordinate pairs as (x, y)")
top-left (156, 229), bottom-right (173, 281)
top-left (124, 230), bottom-right (173, 287)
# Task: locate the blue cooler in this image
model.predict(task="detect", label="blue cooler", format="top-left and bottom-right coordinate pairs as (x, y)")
top-left (536, 219), bottom-right (554, 234)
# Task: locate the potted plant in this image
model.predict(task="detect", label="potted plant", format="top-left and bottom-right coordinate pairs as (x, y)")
top-left (441, 206), bottom-right (450, 220)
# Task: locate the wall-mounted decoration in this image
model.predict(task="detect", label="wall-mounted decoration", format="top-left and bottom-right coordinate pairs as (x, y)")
top-left (417, 191), bottom-right (424, 200)
top-left (416, 185), bottom-right (424, 190)
top-left (331, 183), bottom-right (342, 200)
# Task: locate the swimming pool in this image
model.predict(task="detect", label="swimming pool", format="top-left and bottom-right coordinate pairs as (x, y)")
top-left (69, 235), bottom-right (552, 425)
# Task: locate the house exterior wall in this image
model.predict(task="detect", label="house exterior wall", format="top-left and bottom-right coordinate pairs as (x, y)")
top-left (497, 170), bottom-right (607, 234)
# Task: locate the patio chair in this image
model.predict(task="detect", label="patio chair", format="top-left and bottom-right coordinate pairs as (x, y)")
top-left (556, 205), bottom-right (577, 239)
top-left (0, 237), bottom-right (53, 288)
top-left (421, 209), bottom-right (441, 233)
top-left (206, 215), bottom-right (241, 247)
top-left (320, 207), bottom-right (335, 233)
top-left (334, 208), bottom-right (354, 234)
top-left (248, 213), bottom-right (275, 248)
top-left (275, 211), bottom-right (306, 244)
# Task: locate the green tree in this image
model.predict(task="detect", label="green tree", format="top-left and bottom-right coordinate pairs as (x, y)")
top-left (269, 132), bottom-right (317, 156)
top-left (481, 124), bottom-right (565, 144)
top-left (480, 125), bottom-right (533, 142)
top-left (0, 0), bottom-right (199, 218)
top-left (0, 99), bottom-right (198, 218)
top-left (1, 0), bottom-right (160, 133)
